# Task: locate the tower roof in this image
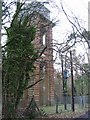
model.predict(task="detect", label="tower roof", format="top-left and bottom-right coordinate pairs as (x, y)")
top-left (28, 2), bottom-right (50, 20)
top-left (19, 1), bottom-right (55, 27)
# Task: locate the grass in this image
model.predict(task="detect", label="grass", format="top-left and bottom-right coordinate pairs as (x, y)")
top-left (40, 104), bottom-right (87, 114)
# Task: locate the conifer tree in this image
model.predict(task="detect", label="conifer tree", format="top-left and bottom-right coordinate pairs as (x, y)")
top-left (2, 2), bottom-right (38, 118)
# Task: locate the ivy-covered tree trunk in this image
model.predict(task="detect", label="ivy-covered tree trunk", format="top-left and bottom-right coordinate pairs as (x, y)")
top-left (2, 2), bottom-right (37, 118)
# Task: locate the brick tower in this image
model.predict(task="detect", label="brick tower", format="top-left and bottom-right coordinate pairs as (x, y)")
top-left (22, 2), bottom-right (55, 107)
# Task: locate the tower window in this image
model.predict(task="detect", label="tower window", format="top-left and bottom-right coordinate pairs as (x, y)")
top-left (42, 34), bottom-right (46, 45)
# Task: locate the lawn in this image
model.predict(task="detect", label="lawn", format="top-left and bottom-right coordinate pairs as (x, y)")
top-left (40, 104), bottom-right (87, 114)
top-left (40, 104), bottom-right (88, 118)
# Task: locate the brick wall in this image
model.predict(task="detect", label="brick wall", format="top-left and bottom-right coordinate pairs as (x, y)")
top-left (21, 11), bottom-right (55, 107)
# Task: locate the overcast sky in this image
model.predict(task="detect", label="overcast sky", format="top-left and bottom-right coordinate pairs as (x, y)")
top-left (50, 0), bottom-right (89, 38)
top-left (49, 0), bottom-right (90, 65)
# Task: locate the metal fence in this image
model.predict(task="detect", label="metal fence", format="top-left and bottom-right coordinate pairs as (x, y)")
top-left (55, 95), bottom-right (89, 106)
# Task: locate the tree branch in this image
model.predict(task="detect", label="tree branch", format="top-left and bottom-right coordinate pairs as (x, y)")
top-left (25, 78), bottom-right (43, 90)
